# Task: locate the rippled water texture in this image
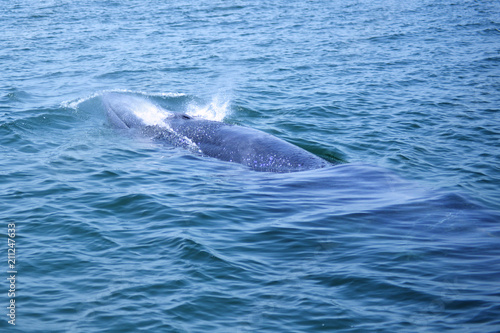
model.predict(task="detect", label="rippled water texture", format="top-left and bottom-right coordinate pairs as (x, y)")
top-left (1, 1), bottom-right (500, 332)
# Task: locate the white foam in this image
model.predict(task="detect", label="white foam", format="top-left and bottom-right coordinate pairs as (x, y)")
top-left (60, 91), bottom-right (103, 109)
top-left (127, 97), bottom-right (172, 128)
top-left (185, 94), bottom-right (231, 122)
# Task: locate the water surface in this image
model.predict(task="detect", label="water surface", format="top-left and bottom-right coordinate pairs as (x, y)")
top-left (1, 1), bottom-right (500, 332)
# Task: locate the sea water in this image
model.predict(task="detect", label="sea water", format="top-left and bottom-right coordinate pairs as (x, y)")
top-left (1, 1), bottom-right (500, 332)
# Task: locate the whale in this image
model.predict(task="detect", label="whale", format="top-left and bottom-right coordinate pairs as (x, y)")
top-left (102, 93), bottom-right (331, 172)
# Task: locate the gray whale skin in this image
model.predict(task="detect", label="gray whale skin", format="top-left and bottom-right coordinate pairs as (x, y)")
top-left (103, 93), bottom-right (330, 173)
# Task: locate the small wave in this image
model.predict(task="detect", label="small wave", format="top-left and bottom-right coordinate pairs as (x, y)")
top-left (2, 88), bottom-right (33, 103)
top-left (61, 91), bottom-right (104, 110)
top-left (60, 89), bottom-right (187, 110)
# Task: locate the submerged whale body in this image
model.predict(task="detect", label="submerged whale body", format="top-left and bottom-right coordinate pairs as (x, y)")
top-left (102, 93), bottom-right (330, 172)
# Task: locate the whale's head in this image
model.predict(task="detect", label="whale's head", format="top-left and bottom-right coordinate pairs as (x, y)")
top-left (102, 93), bottom-right (172, 129)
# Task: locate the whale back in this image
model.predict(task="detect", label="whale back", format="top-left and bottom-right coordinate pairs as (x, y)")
top-left (166, 117), bottom-right (329, 172)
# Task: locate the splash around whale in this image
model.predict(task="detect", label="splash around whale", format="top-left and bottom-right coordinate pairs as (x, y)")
top-left (102, 93), bottom-right (331, 173)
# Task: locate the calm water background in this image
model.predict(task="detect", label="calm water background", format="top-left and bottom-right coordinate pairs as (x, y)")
top-left (1, 0), bottom-right (500, 332)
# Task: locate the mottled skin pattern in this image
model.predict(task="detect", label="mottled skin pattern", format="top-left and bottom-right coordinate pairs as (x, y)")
top-left (103, 93), bottom-right (330, 172)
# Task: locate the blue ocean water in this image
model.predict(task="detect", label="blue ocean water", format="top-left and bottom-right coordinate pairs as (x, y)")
top-left (1, 0), bottom-right (500, 332)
